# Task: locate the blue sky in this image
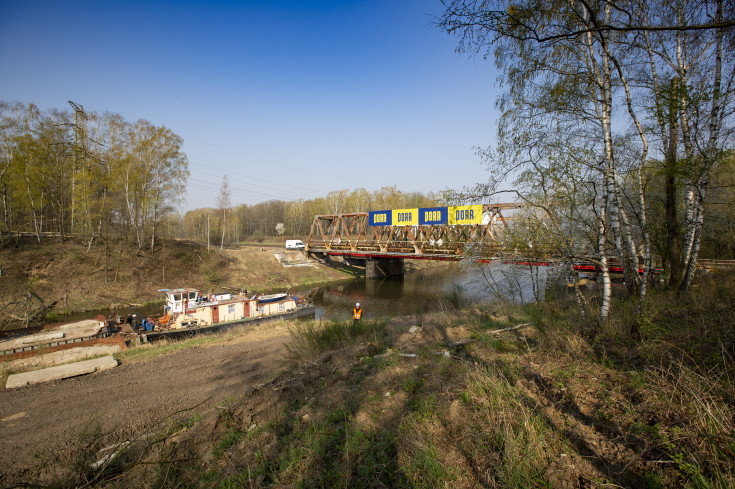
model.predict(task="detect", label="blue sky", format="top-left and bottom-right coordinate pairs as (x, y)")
top-left (1, 0), bottom-right (499, 210)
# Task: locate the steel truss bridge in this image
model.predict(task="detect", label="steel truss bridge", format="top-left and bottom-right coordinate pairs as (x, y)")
top-left (304, 204), bottom-right (662, 278)
top-left (305, 203), bottom-right (524, 260)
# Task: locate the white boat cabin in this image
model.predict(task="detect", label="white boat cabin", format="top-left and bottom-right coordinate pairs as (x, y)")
top-left (165, 288), bottom-right (203, 315)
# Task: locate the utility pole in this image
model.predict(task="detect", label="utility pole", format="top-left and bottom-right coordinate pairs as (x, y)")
top-left (68, 101), bottom-right (87, 234)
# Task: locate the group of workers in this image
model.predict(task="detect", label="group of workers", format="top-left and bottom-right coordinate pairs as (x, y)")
top-left (125, 313), bottom-right (157, 332)
top-left (140, 317), bottom-right (156, 331)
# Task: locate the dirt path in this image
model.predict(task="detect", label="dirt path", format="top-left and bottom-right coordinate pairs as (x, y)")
top-left (0, 333), bottom-right (290, 485)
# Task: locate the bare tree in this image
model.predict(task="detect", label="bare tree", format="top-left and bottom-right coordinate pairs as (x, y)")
top-left (217, 175), bottom-right (231, 252)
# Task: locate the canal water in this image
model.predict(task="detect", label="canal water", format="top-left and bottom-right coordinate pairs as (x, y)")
top-left (305, 262), bottom-right (548, 323)
top-left (21, 262), bottom-right (547, 330)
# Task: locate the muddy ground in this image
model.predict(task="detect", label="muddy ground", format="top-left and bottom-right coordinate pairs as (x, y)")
top-left (0, 329), bottom-right (291, 486)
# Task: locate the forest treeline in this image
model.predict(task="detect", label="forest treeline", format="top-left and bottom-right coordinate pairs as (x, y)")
top-left (185, 185), bottom-right (443, 246)
top-left (0, 101), bottom-right (445, 249)
top-left (0, 101), bottom-right (188, 251)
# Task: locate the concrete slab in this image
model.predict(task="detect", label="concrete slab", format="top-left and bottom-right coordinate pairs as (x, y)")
top-left (57, 319), bottom-right (104, 337)
top-left (273, 251), bottom-right (313, 267)
top-left (5, 356), bottom-right (118, 389)
top-left (3, 344), bottom-right (122, 371)
top-left (0, 319), bottom-right (104, 351)
top-left (18, 332), bottom-right (65, 345)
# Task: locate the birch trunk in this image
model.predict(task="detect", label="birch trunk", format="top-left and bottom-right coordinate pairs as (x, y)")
top-left (0, 158), bottom-right (12, 246)
top-left (680, 181), bottom-right (707, 292)
top-left (598, 207), bottom-right (611, 322)
top-left (220, 208), bottom-right (226, 253)
top-left (582, 4), bottom-right (625, 312)
top-left (125, 162), bottom-right (142, 249)
top-left (150, 170), bottom-right (160, 252)
top-left (25, 155), bottom-right (41, 243)
top-left (680, 0), bottom-right (725, 292)
top-left (676, 15), bottom-right (698, 278)
top-left (606, 44), bottom-right (652, 332)
top-left (598, 19), bottom-right (634, 302)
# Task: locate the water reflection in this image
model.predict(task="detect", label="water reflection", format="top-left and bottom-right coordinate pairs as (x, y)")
top-left (35, 263), bottom-right (548, 328)
top-left (310, 262), bottom-right (547, 322)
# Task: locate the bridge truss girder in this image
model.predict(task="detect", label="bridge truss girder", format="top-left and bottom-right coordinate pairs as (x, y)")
top-left (306, 204), bottom-right (523, 257)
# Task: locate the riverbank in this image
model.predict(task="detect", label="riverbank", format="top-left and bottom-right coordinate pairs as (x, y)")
top-left (0, 237), bottom-right (350, 329)
top-left (7, 270), bottom-right (732, 488)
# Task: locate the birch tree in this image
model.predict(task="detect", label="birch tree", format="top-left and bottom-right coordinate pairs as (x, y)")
top-left (439, 0), bottom-right (633, 321)
top-left (633, 0), bottom-right (735, 291)
top-left (439, 0), bottom-right (733, 324)
top-left (217, 175), bottom-right (231, 252)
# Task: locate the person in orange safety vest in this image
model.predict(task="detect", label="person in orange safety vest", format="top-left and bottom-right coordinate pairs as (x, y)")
top-left (353, 302), bottom-right (362, 325)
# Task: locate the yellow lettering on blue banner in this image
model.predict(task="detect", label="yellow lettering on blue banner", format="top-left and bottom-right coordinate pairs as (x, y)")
top-left (391, 208), bottom-right (419, 226)
top-left (419, 207), bottom-right (448, 225)
top-left (369, 210), bottom-right (391, 226)
top-left (448, 205), bottom-right (482, 225)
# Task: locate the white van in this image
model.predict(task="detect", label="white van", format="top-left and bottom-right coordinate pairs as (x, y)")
top-left (285, 239), bottom-right (305, 251)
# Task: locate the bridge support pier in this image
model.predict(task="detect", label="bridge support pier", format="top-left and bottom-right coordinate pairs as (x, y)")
top-left (366, 258), bottom-right (404, 279)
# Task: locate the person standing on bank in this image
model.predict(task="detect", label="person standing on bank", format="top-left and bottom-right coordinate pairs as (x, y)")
top-left (353, 302), bottom-right (362, 325)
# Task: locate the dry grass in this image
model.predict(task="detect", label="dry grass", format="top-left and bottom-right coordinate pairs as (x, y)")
top-left (285, 319), bottom-right (390, 361)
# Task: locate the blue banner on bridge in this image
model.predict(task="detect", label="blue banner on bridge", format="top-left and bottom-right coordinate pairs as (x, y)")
top-left (369, 210), bottom-right (392, 226)
top-left (371, 207), bottom-right (449, 226)
top-left (419, 207), bottom-right (448, 225)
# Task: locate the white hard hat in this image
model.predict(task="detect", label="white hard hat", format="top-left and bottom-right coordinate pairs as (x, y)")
top-left (356, 302), bottom-right (360, 307)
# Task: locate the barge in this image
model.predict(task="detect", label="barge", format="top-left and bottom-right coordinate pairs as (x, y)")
top-left (138, 288), bottom-right (315, 342)
top-left (1, 288), bottom-right (315, 359)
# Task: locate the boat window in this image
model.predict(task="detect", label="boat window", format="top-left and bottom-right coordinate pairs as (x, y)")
top-left (174, 294), bottom-right (182, 301)
top-left (228, 304), bottom-right (236, 314)
top-left (188, 292), bottom-right (197, 300)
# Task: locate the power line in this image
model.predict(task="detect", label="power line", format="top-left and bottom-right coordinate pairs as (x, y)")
top-left (186, 174), bottom-right (323, 200)
top-left (189, 160), bottom-right (330, 195)
top-left (185, 179), bottom-right (321, 205)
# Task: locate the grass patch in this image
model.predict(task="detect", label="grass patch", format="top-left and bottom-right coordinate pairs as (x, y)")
top-left (460, 364), bottom-right (564, 487)
top-left (399, 441), bottom-right (457, 488)
top-left (114, 336), bottom-right (215, 364)
top-left (286, 319), bottom-right (389, 359)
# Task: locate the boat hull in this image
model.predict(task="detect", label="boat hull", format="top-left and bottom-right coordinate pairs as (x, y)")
top-left (142, 306), bottom-right (316, 342)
